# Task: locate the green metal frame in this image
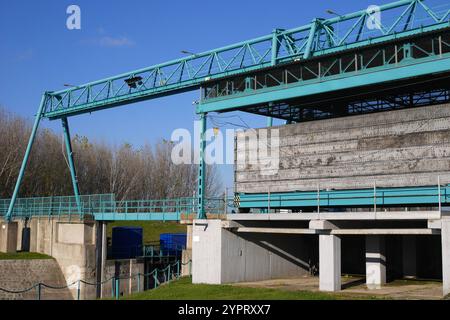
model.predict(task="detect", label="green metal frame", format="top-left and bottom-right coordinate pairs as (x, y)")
top-left (198, 31), bottom-right (450, 113)
top-left (61, 117), bottom-right (82, 212)
top-left (39, 0), bottom-right (449, 120)
top-left (197, 113), bottom-right (207, 219)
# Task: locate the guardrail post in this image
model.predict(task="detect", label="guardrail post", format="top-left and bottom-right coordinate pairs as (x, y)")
top-left (317, 184), bottom-right (321, 218)
top-left (137, 273), bottom-right (141, 292)
top-left (153, 271), bottom-right (158, 289)
top-left (373, 184), bottom-right (376, 212)
top-left (439, 176), bottom-right (442, 214)
top-left (77, 280), bottom-right (81, 300)
top-left (189, 260), bottom-right (192, 276)
top-left (115, 278), bottom-right (120, 300)
top-left (177, 261), bottom-right (180, 279)
top-left (36, 283), bottom-right (41, 300)
top-left (168, 264), bottom-right (171, 283)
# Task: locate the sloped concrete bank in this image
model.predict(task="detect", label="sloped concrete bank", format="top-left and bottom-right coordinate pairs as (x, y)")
top-left (0, 259), bottom-right (72, 300)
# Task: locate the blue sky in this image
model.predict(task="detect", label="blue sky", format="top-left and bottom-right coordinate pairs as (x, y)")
top-left (0, 0), bottom-right (444, 190)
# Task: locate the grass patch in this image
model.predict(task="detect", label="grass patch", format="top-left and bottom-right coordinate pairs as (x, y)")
top-left (107, 221), bottom-right (187, 243)
top-left (124, 277), bottom-right (383, 300)
top-left (0, 252), bottom-right (53, 260)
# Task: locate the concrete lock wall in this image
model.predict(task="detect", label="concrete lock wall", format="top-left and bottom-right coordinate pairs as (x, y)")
top-left (235, 103), bottom-right (450, 193)
top-left (192, 220), bottom-right (313, 284)
top-left (2, 217), bottom-right (98, 300)
top-left (101, 259), bottom-right (144, 298)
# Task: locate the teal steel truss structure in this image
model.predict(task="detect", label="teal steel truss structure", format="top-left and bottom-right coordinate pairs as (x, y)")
top-left (5, 0), bottom-right (450, 221)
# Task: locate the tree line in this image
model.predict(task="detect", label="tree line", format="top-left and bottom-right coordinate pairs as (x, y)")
top-left (0, 107), bottom-right (222, 201)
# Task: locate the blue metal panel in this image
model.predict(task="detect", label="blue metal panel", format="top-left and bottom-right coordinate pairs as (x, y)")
top-left (94, 212), bottom-right (182, 221)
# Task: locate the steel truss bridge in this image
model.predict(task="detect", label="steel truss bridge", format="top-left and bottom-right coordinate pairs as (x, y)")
top-left (4, 0), bottom-right (450, 221)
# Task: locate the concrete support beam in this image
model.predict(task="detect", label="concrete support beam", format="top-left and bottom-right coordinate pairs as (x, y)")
top-left (0, 222), bottom-right (18, 253)
top-left (237, 227), bottom-right (317, 235)
top-left (442, 218), bottom-right (450, 296)
top-left (402, 236), bottom-right (417, 279)
top-left (309, 220), bottom-right (338, 230)
top-left (365, 235), bottom-right (386, 289)
top-left (428, 219), bottom-right (442, 229)
top-left (319, 235), bottom-right (341, 292)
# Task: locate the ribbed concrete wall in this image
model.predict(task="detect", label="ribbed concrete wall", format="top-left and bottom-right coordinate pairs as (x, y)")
top-left (235, 103), bottom-right (450, 193)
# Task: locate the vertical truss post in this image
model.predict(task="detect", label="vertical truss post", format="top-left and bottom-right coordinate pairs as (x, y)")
top-left (304, 19), bottom-right (321, 59)
top-left (267, 102), bottom-right (274, 127)
top-left (6, 94), bottom-right (47, 221)
top-left (197, 113), bottom-right (207, 219)
top-left (271, 28), bottom-right (283, 66)
top-left (61, 117), bottom-right (82, 215)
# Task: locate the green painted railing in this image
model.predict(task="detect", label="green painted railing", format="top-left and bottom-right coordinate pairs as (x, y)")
top-left (0, 194), bottom-right (232, 221)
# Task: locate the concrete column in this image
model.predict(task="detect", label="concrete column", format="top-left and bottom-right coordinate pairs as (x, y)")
top-left (319, 235), bottom-right (341, 292)
top-left (442, 218), bottom-right (450, 297)
top-left (402, 236), bottom-right (417, 279)
top-left (0, 222), bottom-right (18, 253)
top-left (95, 221), bottom-right (107, 299)
top-left (366, 235), bottom-right (386, 289)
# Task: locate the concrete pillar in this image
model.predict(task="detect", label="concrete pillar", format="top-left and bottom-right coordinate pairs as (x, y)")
top-left (319, 235), bottom-right (341, 292)
top-left (0, 222), bottom-right (18, 253)
top-left (442, 218), bottom-right (450, 297)
top-left (366, 235), bottom-right (386, 289)
top-left (95, 221), bottom-right (107, 298)
top-left (402, 236), bottom-right (417, 279)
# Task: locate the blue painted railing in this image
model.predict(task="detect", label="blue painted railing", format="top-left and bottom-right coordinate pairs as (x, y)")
top-left (0, 194), bottom-right (230, 221)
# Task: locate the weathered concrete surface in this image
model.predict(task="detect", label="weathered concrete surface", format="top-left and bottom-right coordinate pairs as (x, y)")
top-left (0, 259), bottom-right (72, 300)
top-left (366, 235), bottom-right (387, 289)
top-left (2, 217), bottom-right (98, 300)
top-left (0, 222), bottom-right (18, 253)
top-left (181, 249), bottom-right (192, 276)
top-left (102, 259), bottom-right (144, 298)
top-left (192, 220), bottom-right (312, 284)
top-left (402, 236), bottom-right (417, 278)
top-left (235, 103), bottom-right (450, 193)
top-left (319, 235), bottom-right (341, 292)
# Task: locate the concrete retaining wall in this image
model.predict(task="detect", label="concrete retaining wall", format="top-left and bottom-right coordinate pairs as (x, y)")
top-left (192, 220), bottom-right (312, 284)
top-left (235, 103), bottom-right (450, 193)
top-left (101, 259), bottom-right (144, 298)
top-left (3, 217), bottom-right (98, 299)
top-left (0, 259), bottom-right (72, 300)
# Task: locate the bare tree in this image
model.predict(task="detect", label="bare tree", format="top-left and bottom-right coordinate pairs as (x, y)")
top-left (0, 106), bottom-right (223, 201)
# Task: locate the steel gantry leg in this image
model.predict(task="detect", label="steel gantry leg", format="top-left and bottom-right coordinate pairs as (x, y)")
top-left (61, 117), bottom-right (82, 215)
top-left (197, 113), bottom-right (207, 219)
top-left (5, 94), bottom-right (47, 221)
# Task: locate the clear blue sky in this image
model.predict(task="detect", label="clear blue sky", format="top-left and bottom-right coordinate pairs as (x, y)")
top-left (0, 0), bottom-right (441, 190)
